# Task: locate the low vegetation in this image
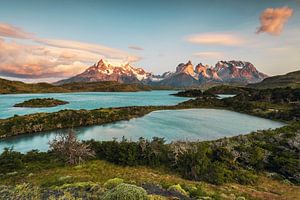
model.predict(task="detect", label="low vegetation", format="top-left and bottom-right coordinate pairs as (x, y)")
top-left (49, 131), bottom-right (95, 165)
top-left (0, 85), bottom-right (299, 199)
top-left (14, 98), bottom-right (69, 108)
top-left (0, 123), bottom-right (299, 199)
top-left (172, 89), bottom-right (217, 98)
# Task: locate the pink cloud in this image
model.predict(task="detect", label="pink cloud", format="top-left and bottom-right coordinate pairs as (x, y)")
top-left (0, 23), bottom-right (34, 39)
top-left (0, 23), bottom-right (141, 80)
top-left (36, 38), bottom-right (141, 63)
top-left (257, 6), bottom-right (293, 35)
top-left (186, 33), bottom-right (244, 46)
top-left (128, 45), bottom-right (144, 51)
top-left (0, 38), bottom-right (88, 78)
top-left (193, 51), bottom-right (224, 59)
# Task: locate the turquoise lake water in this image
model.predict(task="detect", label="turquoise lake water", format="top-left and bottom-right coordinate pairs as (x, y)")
top-left (0, 109), bottom-right (285, 153)
top-left (0, 91), bottom-right (190, 119)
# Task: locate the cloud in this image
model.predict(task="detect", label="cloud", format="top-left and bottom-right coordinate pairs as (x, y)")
top-left (0, 38), bottom-right (89, 78)
top-left (0, 23), bottom-right (34, 39)
top-left (257, 6), bottom-right (293, 35)
top-left (128, 45), bottom-right (144, 51)
top-left (186, 33), bottom-right (243, 46)
top-left (36, 38), bottom-right (140, 62)
top-left (0, 23), bottom-right (141, 80)
top-left (193, 51), bottom-right (224, 59)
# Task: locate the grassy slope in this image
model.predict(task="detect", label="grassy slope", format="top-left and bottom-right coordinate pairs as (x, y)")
top-left (0, 78), bottom-right (152, 94)
top-left (248, 70), bottom-right (300, 89)
top-left (2, 160), bottom-right (299, 200)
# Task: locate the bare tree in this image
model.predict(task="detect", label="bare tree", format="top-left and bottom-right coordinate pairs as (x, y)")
top-left (49, 130), bottom-right (95, 165)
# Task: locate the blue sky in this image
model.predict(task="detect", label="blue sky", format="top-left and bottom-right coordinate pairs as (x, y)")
top-left (0, 0), bottom-right (299, 82)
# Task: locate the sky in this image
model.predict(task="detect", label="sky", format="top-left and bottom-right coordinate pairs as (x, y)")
top-left (0, 0), bottom-right (299, 82)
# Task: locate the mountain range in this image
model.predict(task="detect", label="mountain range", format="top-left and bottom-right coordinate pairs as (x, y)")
top-left (55, 59), bottom-right (268, 87)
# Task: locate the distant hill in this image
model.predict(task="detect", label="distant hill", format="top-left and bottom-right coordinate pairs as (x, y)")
top-left (0, 78), bottom-right (152, 94)
top-left (248, 70), bottom-right (300, 89)
top-left (0, 78), bottom-right (68, 94)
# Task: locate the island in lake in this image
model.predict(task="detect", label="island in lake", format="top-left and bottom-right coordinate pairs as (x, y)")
top-left (14, 98), bottom-right (69, 108)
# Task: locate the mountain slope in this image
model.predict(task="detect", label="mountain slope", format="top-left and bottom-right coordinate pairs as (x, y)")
top-left (248, 70), bottom-right (300, 89)
top-left (153, 60), bottom-right (268, 87)
top-left (55, 59), bottom-right (151, 85)
top-left (54, 59), bottom-right (268, 87)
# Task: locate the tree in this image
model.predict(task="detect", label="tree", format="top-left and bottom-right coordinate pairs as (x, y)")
top-left (49, 130), bottom-right (95, 165)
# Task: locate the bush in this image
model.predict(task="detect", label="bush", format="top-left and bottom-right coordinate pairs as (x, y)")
top-left (104, 178), bottom-right (124, 189)
top-left (0, 148), bottom-right (24, 174)
top-left (102, 183), bottom-right (149, 200)
top-left (49, 130), bottom-right (95, 165)
top-left (148, 195), bottom-right (167, 200)
top-left (167, 184), bottom-right (188, 196)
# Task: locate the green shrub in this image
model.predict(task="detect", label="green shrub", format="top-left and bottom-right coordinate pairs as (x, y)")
top-left (148, 195), bottom-right (167, 200)
top-left (102, 183), bottom-right (149, 200)
top-left (167, 184), bottom-right (188, 196)
top-left (0, 148), bottom-right (24, 174)
top-left (188, 185), bottom-right (206, 198)
top-left (12, 183), bottom-right (41, 199)
top-left (104, 178), bottom-right (124, 189)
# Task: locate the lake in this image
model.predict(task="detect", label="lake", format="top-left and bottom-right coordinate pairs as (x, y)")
top-left (0, 109), bottom-right (285, 153)
top-left (0, 91), bottom-right (190, 119)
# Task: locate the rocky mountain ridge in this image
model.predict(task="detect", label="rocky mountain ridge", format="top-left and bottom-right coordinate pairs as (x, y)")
top-left (55, 59), bottom-right (268, 87)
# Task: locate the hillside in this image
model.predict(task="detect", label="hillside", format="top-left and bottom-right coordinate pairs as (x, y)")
top-left (0, 78), bottom-right (68, 94)
top-left (0, 78), bottom-right (152, 94)
top-left (248, 70), bottom-right (300, 89)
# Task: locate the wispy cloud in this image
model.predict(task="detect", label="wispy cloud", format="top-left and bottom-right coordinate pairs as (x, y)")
top-left (0, 23), bottom-right (34, 39)
top-left (257, 6), bottom-right (293, 35)
top-left (128, 45), bottom-right (144, 51)
top-left (185, 33), bottom-right (244, 46)
top-left (0, 23), bottom-right (140, 80)
top-left (36, 38), bottom-right (140, 62)
top-left (193, 51), bottom-right (224, 59)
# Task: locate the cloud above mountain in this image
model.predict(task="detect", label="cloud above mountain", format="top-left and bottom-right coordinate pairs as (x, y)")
top-left (193, 51), bottom-right (224, 59)
top-left (0, 23), bottom-right (34, 39)
top-left (128, 46), bottom-right (144, 51)
top-left (0, 23), bottom-right (140, 79)
top-left (186, 33), bottom-right (244, 46)
top-left (257, 6), bottom-right (293, 35)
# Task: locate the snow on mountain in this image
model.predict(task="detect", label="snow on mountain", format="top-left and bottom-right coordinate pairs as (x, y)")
top-left (55, 59), bottom-right (268, 87)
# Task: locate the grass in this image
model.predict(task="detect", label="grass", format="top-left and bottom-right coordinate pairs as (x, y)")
top-left (1, 160), bottom-right (299, 200)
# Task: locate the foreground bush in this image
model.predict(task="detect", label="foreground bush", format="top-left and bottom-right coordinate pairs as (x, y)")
top-left (49, 131), bottom-right (95, 165)
top-left (167, 184), bottom-right (188, 196)
top-left (102, 183), bottom-right (149, 200)
top-left (0, 148), bottom-right (24, 174)
top-left (104, 178), bottom-right (124, 189)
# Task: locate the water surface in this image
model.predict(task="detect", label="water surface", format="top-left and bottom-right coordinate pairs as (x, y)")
top-left (0, 109), bottom-right (285, 153)
top-left (0, 91), bottom-right (190, 119)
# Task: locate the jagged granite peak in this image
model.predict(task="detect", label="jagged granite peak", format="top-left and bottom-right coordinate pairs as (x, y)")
top-left (175, 60), bottom-right (198, 79)
top-left (55, 59), bottom-right (152, 85)
top-left (213, 60), bottom-right (268, 83)
top-left (55, 59), bottom-right (268, 87)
